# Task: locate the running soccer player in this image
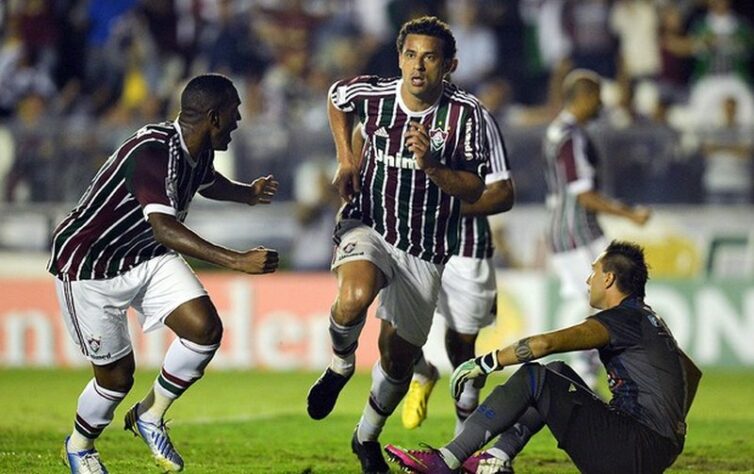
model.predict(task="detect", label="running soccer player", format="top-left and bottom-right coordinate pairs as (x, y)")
top-left (306, 16), bottom-right (488, 473)
top-left (386, 240), bottom-right (702, 474)
top-left (402, 106), bottom-right (514, 435)
top-left (543, 69), bottom-right (651, 389)
top-left (49, 74), bottom-right (279, 474)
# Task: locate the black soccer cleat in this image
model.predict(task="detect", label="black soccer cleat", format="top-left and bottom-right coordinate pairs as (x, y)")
top-left (306, 367), bottom-right (353, 420)
top-left (351, 428), bottom-right (389, 474)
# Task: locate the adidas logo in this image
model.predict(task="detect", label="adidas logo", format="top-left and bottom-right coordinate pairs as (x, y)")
top-left (568, 383), bottom-right (577, 393)
top-left (374, 127), bottom-right (389, 138)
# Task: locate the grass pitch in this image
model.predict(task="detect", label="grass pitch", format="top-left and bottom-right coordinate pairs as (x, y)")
top-left (1, 368), bottom-right (752, 473)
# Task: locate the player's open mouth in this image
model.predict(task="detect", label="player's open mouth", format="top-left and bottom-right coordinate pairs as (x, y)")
top-left (411, 76), bottom-right (425, 87)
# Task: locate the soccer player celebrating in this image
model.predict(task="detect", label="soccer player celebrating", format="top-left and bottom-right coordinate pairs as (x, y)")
top-left (402, 106), bottom-right (514, 434)
top-left (306, 16), bottom-right (488, 473)
top-left (49, 74), bottom-right (279, 474)
top-left (386, 240), bottom-right (702, 474)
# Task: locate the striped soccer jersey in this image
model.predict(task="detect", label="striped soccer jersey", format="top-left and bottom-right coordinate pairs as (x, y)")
top-left (48, 121), bottom-right (216, 280)
top-left (455, 107), bottom-right (512, 259)
top-left (543, 111), bottom-right (604, 253)
top-left (330, 75), bottom-right (488, 264)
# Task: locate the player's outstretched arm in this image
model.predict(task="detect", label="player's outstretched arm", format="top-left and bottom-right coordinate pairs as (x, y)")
top-left (577, 190), bottom-right (651, 225)
top-left (199, 173), bottom-right (279, 206)
top-left (450, 318), bottom-right (609, 399)
top-left (148, 213), bottom-right (278, 274)
top-left (460, 178), bottom-right (515, 217)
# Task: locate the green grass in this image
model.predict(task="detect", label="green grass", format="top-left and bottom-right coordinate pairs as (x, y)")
top-left (1, 368), bottom-right (752, 473)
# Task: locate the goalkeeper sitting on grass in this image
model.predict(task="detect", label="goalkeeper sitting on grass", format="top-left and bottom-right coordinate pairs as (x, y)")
top-left (386, 240), bottom-right (702, 474)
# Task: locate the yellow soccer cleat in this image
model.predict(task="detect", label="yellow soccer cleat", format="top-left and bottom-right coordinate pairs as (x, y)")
top-left (401, 366), bottom-right (439, 429)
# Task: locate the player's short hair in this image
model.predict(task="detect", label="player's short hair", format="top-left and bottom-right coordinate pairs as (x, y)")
top-left (396, 16), bottom-right (457, 61)
top-left (601, 240), bottom-right (649, 298)
top-left (180, 74), bottom-right (238, 119)
top-left (562, 69), bottom-right (601, 104)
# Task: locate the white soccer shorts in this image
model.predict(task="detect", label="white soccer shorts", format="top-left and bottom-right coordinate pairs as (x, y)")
top-left (55, 253), bottom-right (208, 365)
top-left (549, 237), bottom-right (609, 299)
top-left (332, 220), bottom-right (443, 347)
top-left (435, 255), bottom-right (497, 334)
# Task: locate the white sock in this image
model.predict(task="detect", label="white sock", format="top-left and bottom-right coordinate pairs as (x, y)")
top-left (357, 362), bottom-right (410, 442)
top-left (357, 402), bottom-right (385, 443)
top-left (454, 380), bottom-right (481, 435)
top-left (138, 338), bottom-right (218, 423)
top-left (439, 447), bottom-right (461, 469)
top-left (328, 314), bottom-right (365, 375)
top-left (330, 353), bottom-right (355, 376)
top-left (486, 447), bottom-right (511, 462)
top-left (412, 354), bottom-right (437, 384)
top-left (69, 379), bottom-right (127, 450)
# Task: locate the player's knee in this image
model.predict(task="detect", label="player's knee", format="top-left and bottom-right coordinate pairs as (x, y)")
top-left (192, 316), bottom-right (223, 345)
top-left (544, 360), bottom-right (583, 383)
top-left (508, 362), bottom-right (546, 386)
top-left (545, 360), bottom-right (568, 373)
top-left (95, 362), bottom-right (135, 393)
top-left (335, 284), bottom-right (374, 323)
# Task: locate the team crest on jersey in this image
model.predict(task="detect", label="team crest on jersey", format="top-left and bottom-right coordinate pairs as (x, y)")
top-left (87, 337), bottom-right (101, 353)
top-left (429, 128), bottom-right (447, 152)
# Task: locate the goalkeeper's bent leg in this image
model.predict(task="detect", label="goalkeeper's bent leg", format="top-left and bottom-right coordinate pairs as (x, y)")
top-left (445, 363), bottom-right (547, 462)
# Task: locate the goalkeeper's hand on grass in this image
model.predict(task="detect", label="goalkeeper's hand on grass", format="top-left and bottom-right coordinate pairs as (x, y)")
top-left (450, 350), bottom-right (501, 400)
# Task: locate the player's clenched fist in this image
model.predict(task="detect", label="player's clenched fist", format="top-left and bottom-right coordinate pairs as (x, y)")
top-left (236, 246), bottom-right (279, 274)
top-left (247, 174), bottom-right (279, 206)
top-left (332, 159), bottom-right (361, 201)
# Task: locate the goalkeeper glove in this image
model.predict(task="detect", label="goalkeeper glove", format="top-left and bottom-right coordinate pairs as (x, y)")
top-left (450, 350), bottom-right (501, 400)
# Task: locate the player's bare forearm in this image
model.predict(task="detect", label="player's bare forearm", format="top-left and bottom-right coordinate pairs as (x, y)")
top-left (577, 190), bottom-right (650, 224)
top-left (494, 319), bottom-right (610, 368)
top-left (425, 166), bottom-right (484, 203)
top-left (200, 173), bottom-right (278, 206)
top-left (149, 214), bottom-right (278, 274)
top-left (149, 213), bottom-right (243, 269)
top-left (199, 173), bottom-right (247, 202)
top-left (461, 179), bottom-right (515, 216)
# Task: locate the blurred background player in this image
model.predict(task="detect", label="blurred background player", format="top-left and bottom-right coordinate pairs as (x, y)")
top-left (48, 74), bottom-right (279, 474)
top-left (543, 69), bottom-right (651, 389)
top-left (699, 95), bottom-right (753, 205)
top-left (306, 16), bottom-right (488, 474)
top-left (386, 240), bottom-right (702, 474)
top-left (402, 106), bottom-right (515, 435)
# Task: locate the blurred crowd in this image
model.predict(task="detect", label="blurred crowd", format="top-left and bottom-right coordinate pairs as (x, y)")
top-left (0, 0), bottom-right (752, 210)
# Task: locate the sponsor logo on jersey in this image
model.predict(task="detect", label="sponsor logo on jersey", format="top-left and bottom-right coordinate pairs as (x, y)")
top-left (374, 148), bottom-right (417, 170)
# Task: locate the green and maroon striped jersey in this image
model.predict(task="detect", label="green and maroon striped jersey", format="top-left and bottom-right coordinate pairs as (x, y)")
top-left (330, 75), bottom-right (488, 264)
top-left (543, 112), bottom-right (604, 253)
top-left (456, 107), bottom-right (512, 259)
top-left (48, 122), bottom-right (216, 280)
